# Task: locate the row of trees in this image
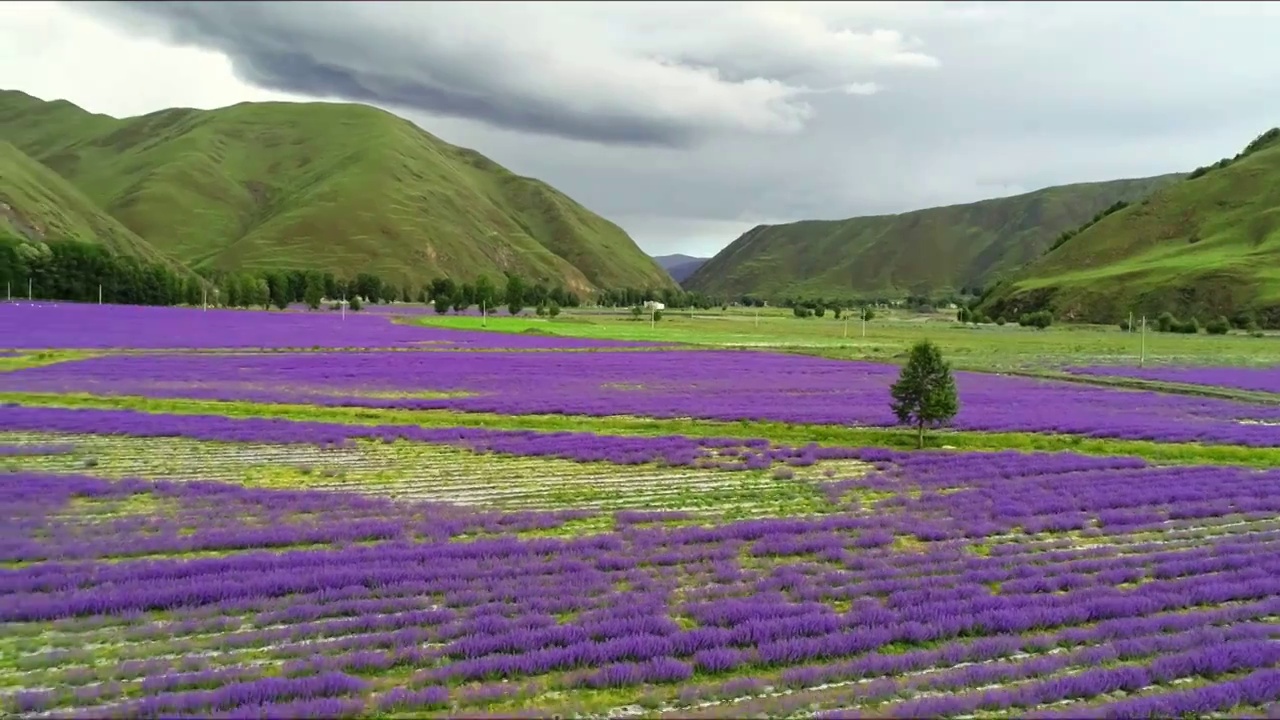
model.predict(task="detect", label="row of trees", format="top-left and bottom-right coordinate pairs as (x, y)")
top-left (792, 302), bottom-right (876, 320)
top-left (595, 287), bottom-right (720, 310)
top-left (1046, 200), bottom-right (1131, 255)
top-left (956, 305), bottom-right (1053, 329)
top-left (1187, 127), bottom-right (1280, 181)
top-left (419, 275), bottom-right (582, 316)
top-left (1120, 311), bottom-right (1259, 335)
top-left (0, 236), bottom-right (402, 311)
top-left (1, 236), bottom-right (198, 306)
top-left (0, 236), bottom-right (700, 316)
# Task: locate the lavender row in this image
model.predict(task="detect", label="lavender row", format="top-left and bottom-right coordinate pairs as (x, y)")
top-left (7, 349), bottom-right (1279, 446)
top-left (7, 470), bottom-right (1280, 629)
top-left (0, 403), bottom-right (845, 469)
top-left (6, 417), bottom-right (1280, 566)
top-left (7, 445), bottom-right (1280, 717)
top-left (27, 607), bottom-right (1274, 713)
top-left (820, 648), bottom-right (1280, 719)
top-left (1069, 363), bottom-right (1280, 394)
top-left (0, 302), bottom-right (653, 350)
top-left (20, 598), bottom-right (1280, 717)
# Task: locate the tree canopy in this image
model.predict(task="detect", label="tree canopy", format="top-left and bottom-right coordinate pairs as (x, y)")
top-left (889, 340), bottom-right (960, 448)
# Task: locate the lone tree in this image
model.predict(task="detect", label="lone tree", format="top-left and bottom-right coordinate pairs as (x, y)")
top-left (890, 340), bottom-right (959, 449)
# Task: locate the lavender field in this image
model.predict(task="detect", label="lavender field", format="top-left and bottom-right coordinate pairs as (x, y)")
top-left (3, 303), bottom-right (1280, 719)
top-left (1069, 364), bottom-right (1280, 396)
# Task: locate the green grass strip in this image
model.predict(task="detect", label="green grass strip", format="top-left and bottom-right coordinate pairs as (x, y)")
top-left (0, 350), bottom-right (96, 373)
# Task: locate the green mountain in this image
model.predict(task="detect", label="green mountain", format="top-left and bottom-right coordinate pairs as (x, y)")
top-left (684, 175), bottom-right (1182, 299)
top-left (0, 90), bottom-right (675, 293)
top-left (0, 141), bottom-right (171, 261)
top-left (979, 129), bottom-right (1280, 327)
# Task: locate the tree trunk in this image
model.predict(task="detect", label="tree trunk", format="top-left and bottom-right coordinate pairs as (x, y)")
top-left (917, 421), bottom-right (925, 449)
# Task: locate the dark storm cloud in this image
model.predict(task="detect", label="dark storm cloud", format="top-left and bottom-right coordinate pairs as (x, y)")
top-left (67, 1), bottom-right (1280, 255)
top-left (229, 49), bottom-right (699, 147)
top-left (82, 1), bottom-right (938, 148)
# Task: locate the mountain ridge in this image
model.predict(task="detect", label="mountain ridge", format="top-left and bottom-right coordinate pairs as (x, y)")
top-left (0, 141), bottom-right (179, 267)
top-left (979, 128), bottom-right (1280, 327)
top-left (653, 253), bottom-right (710, 284)
top-left (684, 174), bottom-right (1183, 299)
top-left (0, 89), bottom-right (676, 293)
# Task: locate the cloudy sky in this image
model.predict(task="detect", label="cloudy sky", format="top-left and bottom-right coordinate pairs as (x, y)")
top-left (3, 1), bottom-right (1280, 257)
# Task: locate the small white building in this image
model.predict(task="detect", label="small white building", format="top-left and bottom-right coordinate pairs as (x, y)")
top-left (643, 301), bottom-right (665, 311)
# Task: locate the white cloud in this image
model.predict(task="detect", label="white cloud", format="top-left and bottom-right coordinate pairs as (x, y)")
top-left (0, 2), bottom-right (303, 118)
top-left (841, 83), bottom-right (882, 96)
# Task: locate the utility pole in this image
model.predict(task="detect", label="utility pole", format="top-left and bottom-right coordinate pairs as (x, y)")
top-left (28, 278), bottom-right (33, 301)
top-left (482, 300), bottom-right (487, 327)
top-left (342, 294), bottom-right (347, 321)
top-left (203, 287), bottom-right (207, 311)
top-left (98, 285), bottom-right (102, 305)
top-left (1139, 315), bottom-right (1147, 368)
top-left (843, 316), bottom-right (848, 339)
top-left (651, 308), bottom-right (656, 330)
top-left (862, 309), bottom-right (867, 338)
top-left (1128, 311), bottom-right (1134, 334)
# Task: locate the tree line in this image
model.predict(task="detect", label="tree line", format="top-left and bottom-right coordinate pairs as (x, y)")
top-left (0, 235), bottom-right (718, 314)
top-left (1045, 200), bottom-right (1131, 255)
top-left (1121, 311), bottom-right (1262, 336)
top-left (594, 287), bottom-right (720, 310)
top-left (0, 236), bottom-right (196, 306)
top-left (1186, 127), bottom-right (1280, 181)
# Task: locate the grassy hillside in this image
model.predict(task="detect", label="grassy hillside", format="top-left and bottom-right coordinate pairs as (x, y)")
top-left (653, 253), bottom-right (709, 284)
top-left (0, 90), bottom-right (675, 293)
top-left (980, 128), bottom-right (1280, 327)
top-left (0, 141), bottom-right (174, 264)
top-left (685, 175), bottom-right (1182, 299)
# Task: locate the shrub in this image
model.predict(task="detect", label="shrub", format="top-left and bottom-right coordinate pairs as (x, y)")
top-left (548, 301), bottom-right (561, 318)
top-left (1018, 311), bottom-right (1053, 329)
top-left (535, 304), bottom-right (547, 317)
top-left (1230, 310), bottom-right (1256, 330)
top-left (348, 296), bottom-right (362, 312)
top-left (995, 316), bottom-right (1006, 326)
top-left (1205, 316), bottom-right (1230, 335)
